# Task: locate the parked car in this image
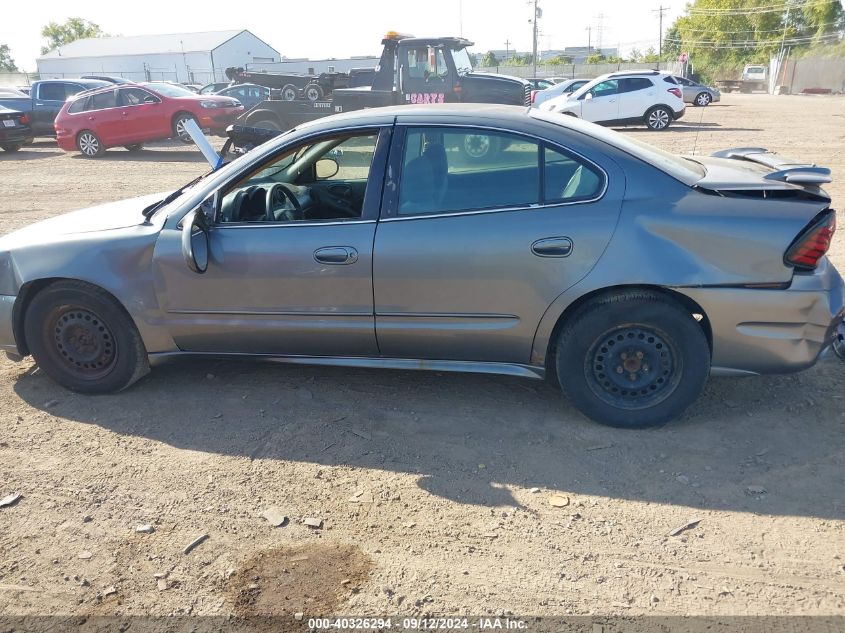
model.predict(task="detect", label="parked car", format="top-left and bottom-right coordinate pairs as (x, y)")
top-left (0, 104), bottom-right (33, 151)
top-left (80, 75), bottom-right (133, 85)
top-left (0, 78), bottom-right (111, 136)
top-left (527, 78), bottom-right (555, 90)
top-left (542, 70), bottom-right (685, 130)
top-left (54, 82), bottom-right (243, 156)
top-left (182, 83), bottom-right (203, 93)
top-left (214, 83), bottom-right (270, 110)
top-left (533, 78), bottom-right (591, 107)
top-left (199, 82), bottom-right (232, 95)
top-left (0, 87), bottom-right (29, 98)
top-left (1, 104), bottom-right (842, 428)
top-left (673, 76), bottom-right (721, 106)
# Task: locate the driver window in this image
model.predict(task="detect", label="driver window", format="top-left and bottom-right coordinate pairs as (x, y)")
top-left (218, 132), bottom-right (379, 224)
top-left (588, 80), bottom-right (618, 98)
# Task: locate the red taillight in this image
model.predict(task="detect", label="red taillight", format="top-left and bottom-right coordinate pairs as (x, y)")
top-left (530, 89), bottom-right (538, 103)
top-left (19, 114), bottom-right (28, 124)
top-left (785, 210), bottom-right (837, 269)
top-left (668, 87), bottom-right (682, 99)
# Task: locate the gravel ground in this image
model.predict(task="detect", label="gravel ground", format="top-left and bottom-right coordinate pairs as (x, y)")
top-left (0, 94), bottom-right (843, 623)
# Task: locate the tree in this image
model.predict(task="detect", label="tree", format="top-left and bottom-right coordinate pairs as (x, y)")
top-left (41, 18), bottom-right (107, 55)
top-left (479, 51), bottom-right (499, 67)
top-left (0, 44), bottom-right (18, 72)
top-left (545, 54), bottom-right (573, 65)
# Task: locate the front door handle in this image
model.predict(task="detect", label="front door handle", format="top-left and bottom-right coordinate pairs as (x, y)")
top-left (314, 246), bottom-right (358, 265)
top-left (531, 237), bottom-right (573, 258)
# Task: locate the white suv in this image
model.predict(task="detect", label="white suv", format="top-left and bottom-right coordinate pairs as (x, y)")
top-left (540, 70), bottom-right (686, 130)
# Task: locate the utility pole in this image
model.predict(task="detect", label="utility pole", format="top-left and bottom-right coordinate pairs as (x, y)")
top-left (530, 0), bottom-right (541, 78)
top-left (585, 26), bottom-right (592, 53)
top-left (595, 12), bottom-right (605, 54)
top-left (653, 5), bottom-right (668, 61)
top-left (505, 39), bottom-right (511, 62)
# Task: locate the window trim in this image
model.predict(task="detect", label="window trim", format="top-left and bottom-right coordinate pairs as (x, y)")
top-left (381, 123), bottom-right (608, 222)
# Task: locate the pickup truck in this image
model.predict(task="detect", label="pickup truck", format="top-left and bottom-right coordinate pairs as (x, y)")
top-left (0, 78), bottom-right (111, 136)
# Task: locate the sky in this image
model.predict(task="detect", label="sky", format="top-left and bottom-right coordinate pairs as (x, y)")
top-left (2, 0), bottom-right (688, 71)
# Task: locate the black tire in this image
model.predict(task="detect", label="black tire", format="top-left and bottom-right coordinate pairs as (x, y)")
top-left (173, 113), bottom-right (197, 144)
top-left (555, 291), bottom-right (710, 428)
top-left (76, 130), bottom-right (104, 157)
top-left (644, 106), bottom-right (673, 130)
top-left (281, 84), bottom-right (298, 101)
top-left (24, 281), bottom-right (149, 394)
top-left (1, 143), bottom-right (22, 152)
top-left (694, 91), bottom-right (712, 107)
top-left (124, 144), bottom-right (143, 152)
top-left (304, 83), bottom-right (324, 102)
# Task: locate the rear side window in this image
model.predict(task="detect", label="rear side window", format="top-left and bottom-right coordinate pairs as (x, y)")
top-left (397, 127), bottom-right (605, 216)
top-left (544, 147), bottom-right (604, 203)
top-left (663, 75), bottom-right (679, 84)
top-left (67, 97), bottom-right (89, 114)
top-left (38, 83), bottom-right (68, 101)
top-left (91, 90), bottom-right (117, 110)
top-left (619, 77), bottom-right (653, 93)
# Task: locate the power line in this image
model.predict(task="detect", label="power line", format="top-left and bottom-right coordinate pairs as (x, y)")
top-left (688, 0), bottom-right (835, 15)
top-left (677, 20), bottom-right (843, 35)
top-left (665, 33), bottom-right (841, 48)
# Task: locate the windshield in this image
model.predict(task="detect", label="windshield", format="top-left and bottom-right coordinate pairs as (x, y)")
top-left (144, 82), bottom-right (194, 97)
top-left (452, 47), bottom-right (473, 75)
top-left (530, 109), bottom-right (706, 185)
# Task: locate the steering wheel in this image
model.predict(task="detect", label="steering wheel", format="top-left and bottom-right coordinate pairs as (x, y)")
top-left (266, 183), bottom-right (303, 221)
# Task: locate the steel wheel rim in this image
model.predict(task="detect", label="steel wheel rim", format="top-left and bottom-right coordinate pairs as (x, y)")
top-left (49, 306), bottom-right (117, 379)
top-left (79, 133), bottom-right (99, 155)
top-left (464, 134), bottom-right (491, 158)
top-left (282, 88), bottom-right (296, 101)
top-left (306, 87), bottom-right (320, 101)
top-left (584, 325), bottom-right (682, 410)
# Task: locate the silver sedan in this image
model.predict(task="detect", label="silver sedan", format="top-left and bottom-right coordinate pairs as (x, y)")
top-left (0, 105), bottom-right (842, 428)
top-left (674, 76), bottom-right (721, 106)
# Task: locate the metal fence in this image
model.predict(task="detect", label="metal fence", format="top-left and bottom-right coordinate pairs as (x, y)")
top-left (777, 56), bottom-right (845, 94)
top-left (479, 61), bottom-right (684, 79)
top-left (0, 72), bottom-right (38, 87)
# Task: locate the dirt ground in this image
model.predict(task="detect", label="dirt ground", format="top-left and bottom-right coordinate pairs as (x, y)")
top-left (0, 94), bottom-right (843, 625)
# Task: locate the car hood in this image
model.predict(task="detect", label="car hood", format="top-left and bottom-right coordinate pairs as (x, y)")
top-left (0, 192), bottom-right (167, 249)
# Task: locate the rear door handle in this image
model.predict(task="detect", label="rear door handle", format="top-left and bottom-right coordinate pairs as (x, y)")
top-left (314, 246), bottom-right (358, 265)
top-left (531, 237), bottom-right (573, 258)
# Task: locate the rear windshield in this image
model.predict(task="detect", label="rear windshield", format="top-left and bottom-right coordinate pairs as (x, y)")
top-left (530, 109), bottom-right (706, 185)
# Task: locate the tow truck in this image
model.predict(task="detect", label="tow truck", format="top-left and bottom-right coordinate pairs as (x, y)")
top-left (228, 32), bottom-right (530, 147)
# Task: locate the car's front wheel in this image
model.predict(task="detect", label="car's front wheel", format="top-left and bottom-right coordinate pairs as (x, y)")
top-left (694, 92), bottom-right (712, 106)
top-left (1, 143), bottom-right (22, 152)
top-left (77, 131), bottom-right (104, 157)
top-left (24, 281), bottom-right (149, 393)
top-left (173, 113), bottom-right (198, 143)
top-left (644, 106), bottom-right (672, 130)
top-left (555, 290), bottom-right (710, 428)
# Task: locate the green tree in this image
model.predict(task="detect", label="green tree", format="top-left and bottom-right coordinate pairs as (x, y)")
top-left (545, 54), bottom-right (573, 65)
top-left (0, 44), bottom-right (18, 72)
top-left (479, 51), bottom-right (499, 67)
top-left (41, 18), bottom-right (107, 55)
top-left (640, 46), bottom-right (661, 63)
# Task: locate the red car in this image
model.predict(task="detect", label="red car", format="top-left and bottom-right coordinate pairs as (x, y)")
top-left (54, 82), bottom-right (244, 157)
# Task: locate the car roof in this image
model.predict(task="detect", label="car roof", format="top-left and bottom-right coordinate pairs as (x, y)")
top-left (39, 78), bottom-right (112, 88)
top-left (604, 69), bottom-right (662, 78)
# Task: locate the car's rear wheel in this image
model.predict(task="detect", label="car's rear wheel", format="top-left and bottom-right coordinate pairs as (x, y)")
top-left (281, 84), bottom-right (298, 101)
top-left (24, 281), bottom-right (149, 394)
top-left (644, 106), bottom-right (672, 130)
top-left (173, 113), bottom-right (198, 144)
top-left (555, 290), bottom-right (710, 428)
top-left (1, 143), bottom-right (22, 152)
top-left (77, 131), bottom-right (104, 157)
top-left (694, 92), bottom-right (712, 106)
top-left (124, 144), bottom-right (143, 152)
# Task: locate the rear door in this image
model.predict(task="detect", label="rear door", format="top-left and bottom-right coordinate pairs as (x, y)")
top-left (617, 77), bottom-right (655, 119)
top-left (372, 124), bottom-right (625, 363)
top-left (85, 89), bottom-right (126, 145)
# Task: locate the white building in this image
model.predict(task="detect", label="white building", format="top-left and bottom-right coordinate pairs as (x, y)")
top-left (37, 30), bottom-right (280, 85)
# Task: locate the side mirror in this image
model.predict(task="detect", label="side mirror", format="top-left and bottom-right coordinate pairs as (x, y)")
top-left (584, 92), bottom-right (594, 100)
top-left (181, 208), bottom-right (209, 274)
top-left (316, 157), bottom-right (340, 179)
top-left (144, 96), bottom-right (158, 104)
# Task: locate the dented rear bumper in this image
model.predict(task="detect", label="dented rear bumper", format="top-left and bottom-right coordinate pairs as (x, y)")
top-left (678, 259), bottom-right (845, 375)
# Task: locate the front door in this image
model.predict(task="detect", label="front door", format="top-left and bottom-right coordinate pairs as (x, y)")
top-left (578, 79), bottom-right (620, 123)
top-left (117, 87), bottom-right (167, 142)
top-left (153, 128), bottom-right (391, 356)
top-left (33, 82), bottom-right (81, 135)
top-left (373, 125), bottom-right (624, 363)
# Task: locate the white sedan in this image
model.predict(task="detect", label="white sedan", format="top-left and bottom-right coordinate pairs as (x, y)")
top-left (532, 78), bottom-right (590, 107)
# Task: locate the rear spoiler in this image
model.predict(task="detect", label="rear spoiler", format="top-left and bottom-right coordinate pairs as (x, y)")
top-left (711, 147), bottom-right (831, 185)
